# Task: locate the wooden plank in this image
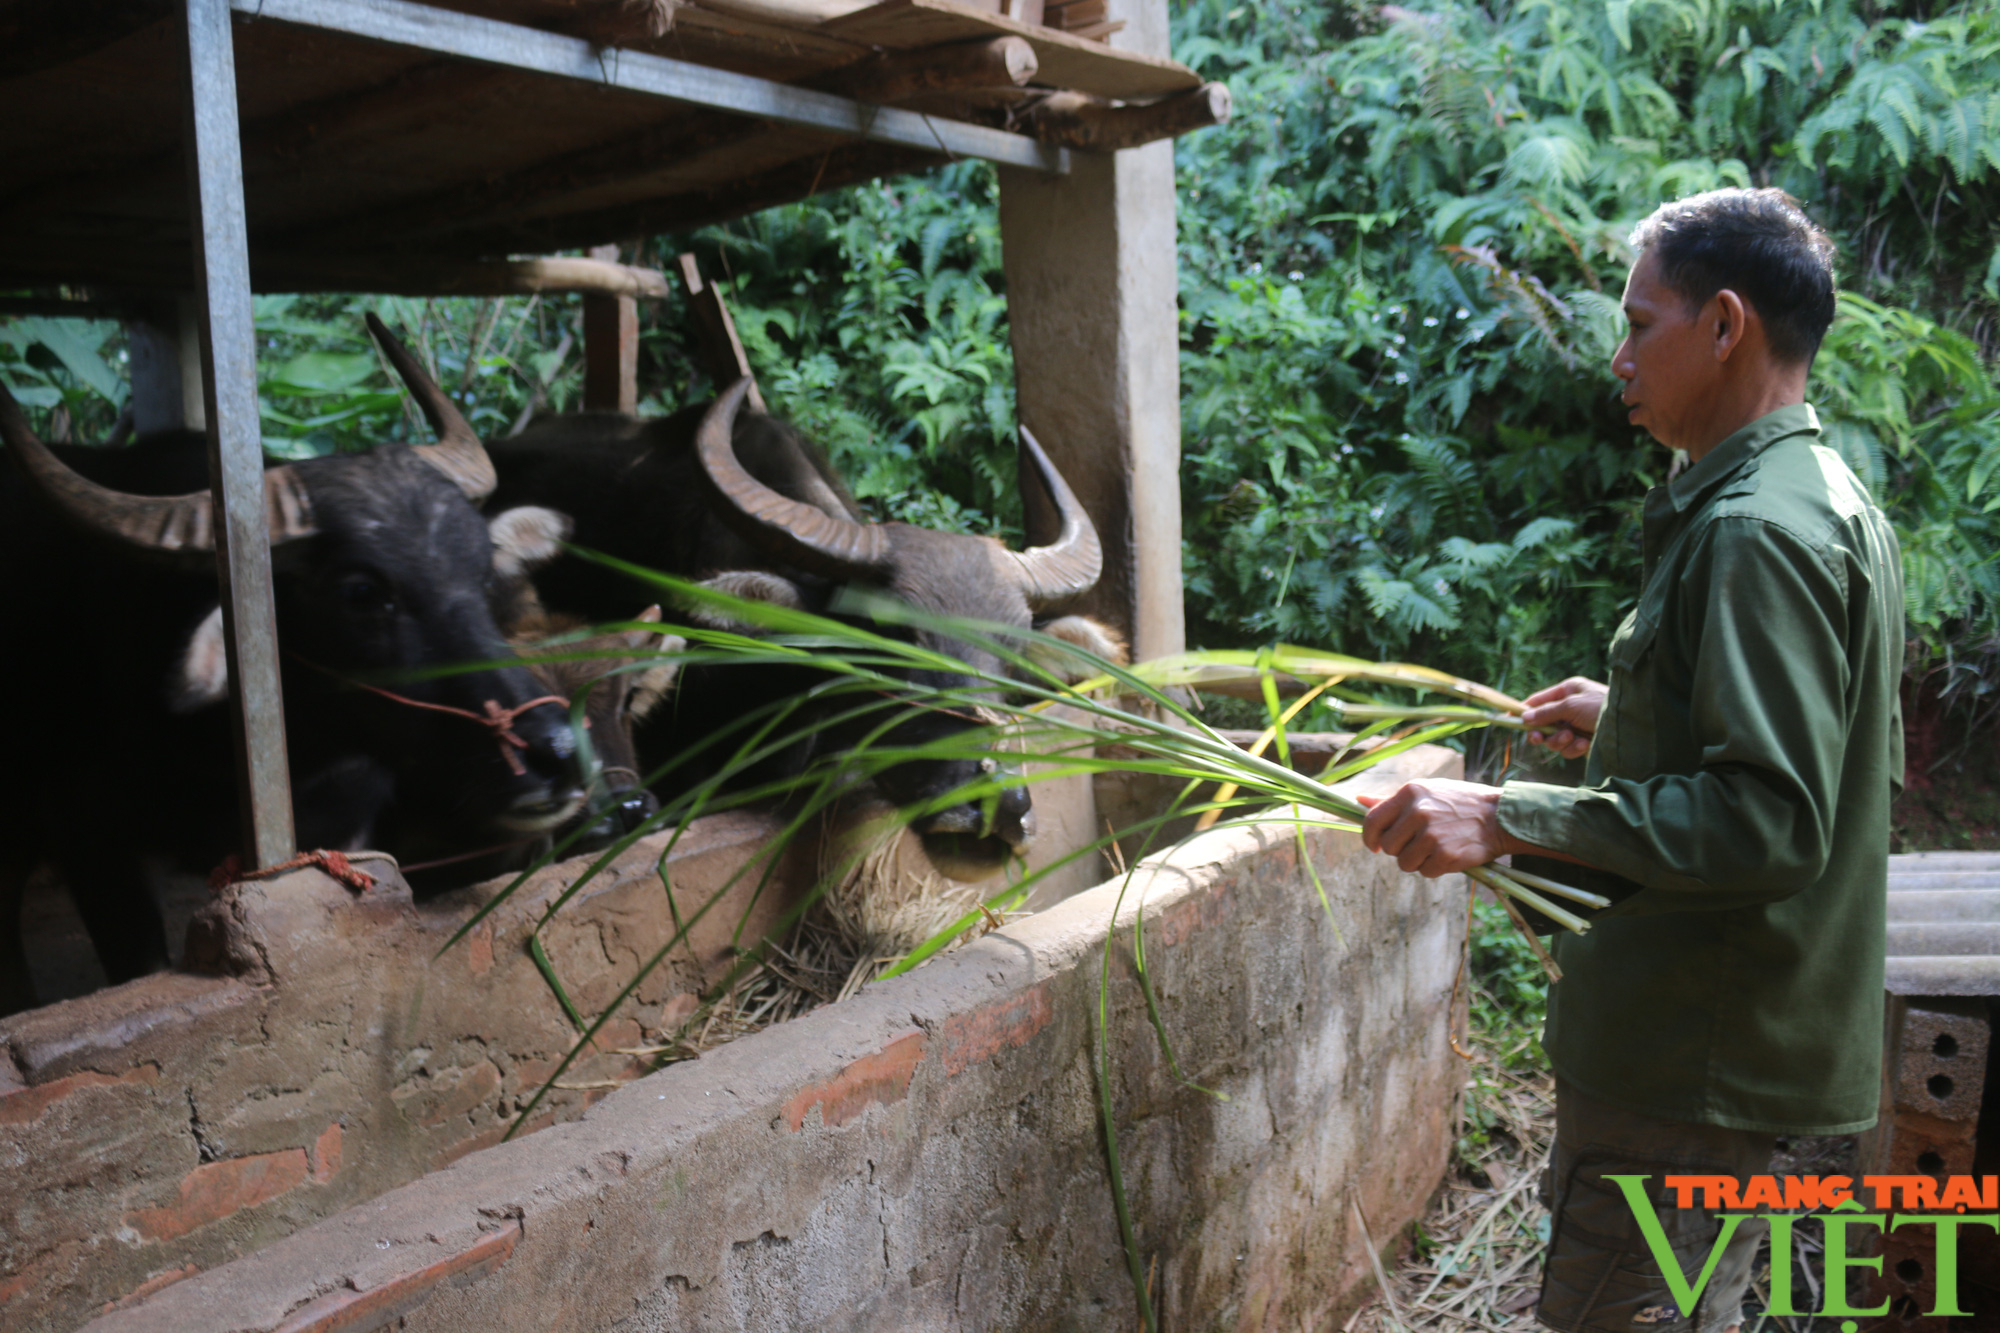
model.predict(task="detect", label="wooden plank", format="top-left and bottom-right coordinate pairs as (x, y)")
top-left (237, 0), bottom-right (1068, 172)
top-left (0, 0), bottom-right (167, 77)
top-left (819, 0), bottom-right (1199, 101)
top-left (1024, 82), bottom-right (1229, 151)
top-left (323, 139), bottom-right (938, 263)
top-left (676, 253), bottom-right (765, 412)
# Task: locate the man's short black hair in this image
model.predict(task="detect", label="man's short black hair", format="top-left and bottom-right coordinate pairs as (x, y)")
top-left (1630, 188), bottom-right (1837, 365)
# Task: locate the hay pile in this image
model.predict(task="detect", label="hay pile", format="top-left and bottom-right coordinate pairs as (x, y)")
top-left (630, 796), bottom-right (1011, 1067)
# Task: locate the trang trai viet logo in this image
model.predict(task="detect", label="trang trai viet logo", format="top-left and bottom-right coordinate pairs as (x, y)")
top-left (1613, 1174), bottom-right (1999, 1323)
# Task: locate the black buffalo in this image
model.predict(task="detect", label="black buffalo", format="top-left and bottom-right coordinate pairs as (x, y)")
top-left (0, 316), bottom-right (586, 1014)
top-left (485, 379), bottom-right (1123, 878)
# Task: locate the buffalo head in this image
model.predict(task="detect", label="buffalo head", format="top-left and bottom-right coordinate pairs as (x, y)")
top-left (687, 379), bottom-right (1124, 879)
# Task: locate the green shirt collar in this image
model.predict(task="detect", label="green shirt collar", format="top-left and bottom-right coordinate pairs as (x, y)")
top-left (1664, 401), bottom-right (1821, 514)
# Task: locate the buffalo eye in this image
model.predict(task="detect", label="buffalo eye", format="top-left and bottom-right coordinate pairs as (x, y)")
top-left (336, 572), bottom-right (395, 615)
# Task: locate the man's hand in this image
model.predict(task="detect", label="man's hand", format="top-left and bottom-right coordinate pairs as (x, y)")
top-left (1358, 779), bottom-right (1524, 878)
top-left (1521, 677), bottom-right (1608, 760)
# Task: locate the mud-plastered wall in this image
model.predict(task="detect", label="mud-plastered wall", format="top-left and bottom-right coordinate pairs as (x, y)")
top-left (81, 745), bottom-right (1468, 1332)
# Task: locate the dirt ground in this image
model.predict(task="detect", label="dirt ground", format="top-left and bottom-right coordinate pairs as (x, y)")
top-left (1894, 706), bottom-right (2000, 852)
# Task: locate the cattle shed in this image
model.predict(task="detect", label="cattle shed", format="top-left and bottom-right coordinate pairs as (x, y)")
top-left (0, 1), bottom-right (1475, 1328)
top-left (2, 0), bottom-right (1220, 870)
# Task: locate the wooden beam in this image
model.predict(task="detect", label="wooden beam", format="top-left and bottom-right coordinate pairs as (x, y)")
top-left (1024, 82), bottom-right (1232, 152)
top-left (0, 59), bottom-right (511, 245)
top-left (236, 0), bottom-right (1069, 172)
top-left (260, 39), bottom-right (1038, 256)
top-left (676, 253), bottom-right (764, 413)
top-left (272, 105), bottom-right (780, 252)
top-left (349, 140), bottom-right (939, 264)
top-left (347, 255), bottom-right (675, 298)
top-left (582, 244), bottom-right (640, 413)
top-left (0, 0), bottom-right (168, 78)
top-left (823, 37), bottom-right (1037, 105)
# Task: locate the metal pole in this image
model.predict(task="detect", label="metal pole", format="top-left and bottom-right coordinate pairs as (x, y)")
top-left (182, 0), bottom-right (297, 867)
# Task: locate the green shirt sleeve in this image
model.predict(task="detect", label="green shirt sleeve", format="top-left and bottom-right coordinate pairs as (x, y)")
top-left (1497, 515), bottom-right (1852, 915)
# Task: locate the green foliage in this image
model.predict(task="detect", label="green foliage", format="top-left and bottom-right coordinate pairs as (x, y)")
top-left (1171, 0), bottom-right (2000, 717)
top-left (1469, 897), bottom-right (1548, 1051)
top-left (645, 167), bottom-right (1018, 537)
top-left (0, 317), bottom-right (127, 441)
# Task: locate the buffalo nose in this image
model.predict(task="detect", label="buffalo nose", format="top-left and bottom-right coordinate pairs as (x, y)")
top-left (910, 784), bottom-right (1035, 849)
top-left (989, 785), bottom-right (1034, 848)
top-left (613, 787), bottom-right (658, 833)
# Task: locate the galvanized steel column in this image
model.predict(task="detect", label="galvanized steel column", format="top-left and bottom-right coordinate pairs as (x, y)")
top-left (182, 0), bottom-right (296, 867)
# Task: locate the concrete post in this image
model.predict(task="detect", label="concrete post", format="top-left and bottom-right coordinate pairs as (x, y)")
top-left (998, 0), bottom-right (1183, 664)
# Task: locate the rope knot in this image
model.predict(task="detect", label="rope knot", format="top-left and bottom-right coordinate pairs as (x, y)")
top-left (210, 849), bottom-right (378, 894)
top-left (348, 680), bottom-right (568, 776)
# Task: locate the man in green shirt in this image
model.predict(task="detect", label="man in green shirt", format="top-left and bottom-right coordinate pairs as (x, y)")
top-left (1359, 188), bottom-right (1904, 1333)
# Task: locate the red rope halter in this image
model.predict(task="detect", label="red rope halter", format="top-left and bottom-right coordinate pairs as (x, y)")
top-left (348, 681), bottom-right (569, 776)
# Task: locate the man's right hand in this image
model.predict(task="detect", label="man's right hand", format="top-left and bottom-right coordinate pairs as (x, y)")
top-left (1521, 677), bottom-right (1607, 759)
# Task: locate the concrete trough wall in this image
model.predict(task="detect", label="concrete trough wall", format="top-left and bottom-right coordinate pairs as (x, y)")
top-left (75, 745), bottom-right (1468, 1332)
top-left (1, 812), bottom-right (812, 1331)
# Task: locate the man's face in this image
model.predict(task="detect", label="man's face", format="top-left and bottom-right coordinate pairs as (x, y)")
top-left (1611, 248), bottom-right (1720, 453)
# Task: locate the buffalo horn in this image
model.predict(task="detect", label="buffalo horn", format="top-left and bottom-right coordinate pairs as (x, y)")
top-left (365, 312), bottom-right (495, 502)
top-left (1008, 427), bottom-right (1101, 608)
top-left (0, 380), bottom-right (317, 552)
top-left (696, 378), bottom-right (892, 578)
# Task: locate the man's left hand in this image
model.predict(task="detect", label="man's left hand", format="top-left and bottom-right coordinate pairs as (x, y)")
top-left (1358, 779), bottom-right (1522, 877)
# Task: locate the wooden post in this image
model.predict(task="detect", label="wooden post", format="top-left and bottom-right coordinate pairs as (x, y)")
top-left (582, 242), bottom-right (640, 412)
top-left (181, 0), bottom-right (295, 867)
top-left (996, 0), bottom-right (1183, 664)
top-left (676, 253), bottom-right (765, 411)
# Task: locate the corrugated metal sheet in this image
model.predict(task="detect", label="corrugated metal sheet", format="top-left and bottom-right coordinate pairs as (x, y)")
top-left (1886, 851), bottom-right (2000, 996)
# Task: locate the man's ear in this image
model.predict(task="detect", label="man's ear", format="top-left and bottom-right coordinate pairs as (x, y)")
top-left (1712, 289), bottom-right (1749, 361)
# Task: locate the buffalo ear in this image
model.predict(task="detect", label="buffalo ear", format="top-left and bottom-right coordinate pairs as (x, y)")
top-left (682, 570), bottom-right (806, 630)
top-left (1027, 615), bottom-right (1129, 681)
top-left (170, 606), bottom-right (231, 712)
top-left (616, 605), bottom-right (665, 653)
top-left (489, 506), bottom-right (572, 580)
top-left (627, 635), bottom-right (686, 724)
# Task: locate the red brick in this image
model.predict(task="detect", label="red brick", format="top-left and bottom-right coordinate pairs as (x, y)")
top-left (310, 1122), bottom-right (343, 1184)
top-left (1156, 881), bottom-right (1235, 948)
top-left (270, 1222), bottom-right (520, 1333)
top-left (0, 1064), bottom-right (158, 1127)
top-left (395, 1060), bottom-right (502, 1129)
top-left (939, 984), bottom-right (1055, 1076)
top-left (467, 922), bottom-right (495, 975)
top-left (432, 1110), bottom-right (556, 1171)
top-left (101, 1264), bottom-right (200, 1313)
top-left (784, 1032), bottom-right (927, 1131)
top-left (122, 1148), bottom-right (309, 1243)
top-left (588, 1017), bottom-right (644, 1056)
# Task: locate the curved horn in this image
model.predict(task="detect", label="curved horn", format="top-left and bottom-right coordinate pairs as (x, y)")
top-left (0, 380), bottom-right (316, 552)
top-left (366, 311), bottom-right (494, 502)
top-left (696, 378), bottom-right (891, 579)
top-left (1008, 427), bottom-right (1101, 608)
